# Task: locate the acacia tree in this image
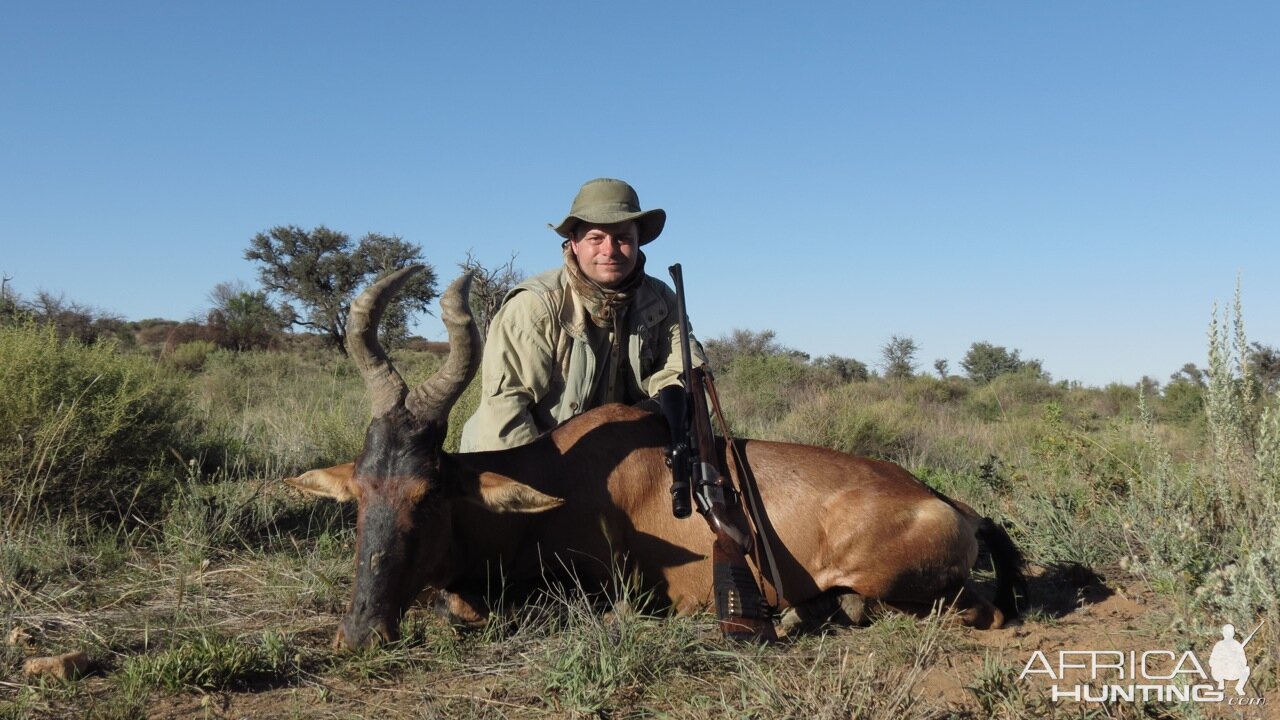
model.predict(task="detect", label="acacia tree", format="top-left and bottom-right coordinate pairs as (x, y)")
top-left (933, 358), bottom-right (949, 379)
top-left (0, 275), bottom-right (17, 319)
top-left (0, 276), bottom-right (32, 326)
top-left (1249, 342), bottom-right (1280, 395)
top-left (245, 226), bottom-right (438, 353)
top-left (1171, 362), bottom-right (1206, 387)
top-left (961, 341), bottom-right (1029, 384)
top-left (880, 335), bottom-right (918, 380)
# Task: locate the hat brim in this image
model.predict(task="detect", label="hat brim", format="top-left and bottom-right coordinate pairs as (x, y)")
top-left (553, 208), bottom-right (666, 246)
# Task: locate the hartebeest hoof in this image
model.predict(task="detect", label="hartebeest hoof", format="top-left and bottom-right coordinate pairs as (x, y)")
top-left (439, 591), bottom-right (490, 628)
top-left (957, 601), bottom-right (1005, 630)
top-left (952, 580), bottom-right (1008, 629)
top-left (778, 590), bottom-right (874, 637)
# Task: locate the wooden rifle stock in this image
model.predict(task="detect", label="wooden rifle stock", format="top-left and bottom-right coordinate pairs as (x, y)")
top-left (668, 264), bottom-right (777, 642)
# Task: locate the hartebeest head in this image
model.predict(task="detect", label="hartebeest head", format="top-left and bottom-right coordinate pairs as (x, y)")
top-left (287, 266), bottom-right (562, 649)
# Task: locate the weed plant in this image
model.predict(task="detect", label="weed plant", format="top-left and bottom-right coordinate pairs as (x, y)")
top-left (1119, 289), bottom-right (1280, 666)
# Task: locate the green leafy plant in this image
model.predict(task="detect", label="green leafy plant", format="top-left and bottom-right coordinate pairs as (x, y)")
top-left (0, 323), bottom-right (192, 526)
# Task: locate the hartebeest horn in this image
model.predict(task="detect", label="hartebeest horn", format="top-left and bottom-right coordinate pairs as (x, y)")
top-left (346, 266), bottom-right (419, 419)
top-left (406, 272), bottom-right (479, 427)
top-left (345, 265), bottom-right (480, 426)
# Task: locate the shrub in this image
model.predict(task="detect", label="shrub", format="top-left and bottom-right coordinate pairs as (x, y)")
top-left (703, 328), bottom-right (807, 372)
top-left (716, 354), bottom-right (835, 434)
top-left (773, 386), bottom-right (910, 460)
top-left (965, 368), bottom-right (1062, 421)
top-left (4, 289), bottom-right (136, 346)
top-left (1160, 379), bottom-right (1205, 426)
top-left (164, 339), bottom-right (219, 372)
top-left (1100, 382), bottom-right (1137, 414)
top-left (1117, 285), bottom-right (1280, 645)
top-left (811, 354), bottom-right (869, 382)
top-left (0, 323), bottom-right (192, 525)
top-left (205, 281), bottom-right (288, 351)
top-left (902, 375), bottom-right (969, 405)
top-left (445, 374), bottom-right (481, 453)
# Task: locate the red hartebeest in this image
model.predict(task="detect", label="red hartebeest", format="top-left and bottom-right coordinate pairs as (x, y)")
top-left (288, 266), bottom-right (1025, 649)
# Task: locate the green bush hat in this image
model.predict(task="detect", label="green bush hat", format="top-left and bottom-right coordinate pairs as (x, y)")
top-left (552, 178), bottom-right (666, 246)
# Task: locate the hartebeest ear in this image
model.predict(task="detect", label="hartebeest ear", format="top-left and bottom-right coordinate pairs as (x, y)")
top-left (468, 472), bottom-right (564, 513)
top-left (285, 462), bottom-right (357, 503)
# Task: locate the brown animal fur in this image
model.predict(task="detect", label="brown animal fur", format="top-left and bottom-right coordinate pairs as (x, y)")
top-left (288, 268), bottom-right (1023, 649)
top-left (292, 404), bottom-right (1017, 635)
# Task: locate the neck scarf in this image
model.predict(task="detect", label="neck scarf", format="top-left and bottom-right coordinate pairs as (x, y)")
top-left (563, 244), bottom-right (646, 404)
top-left (562, 243), bottom-right (647, 328)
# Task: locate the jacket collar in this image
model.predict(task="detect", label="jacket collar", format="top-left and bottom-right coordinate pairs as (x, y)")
top-left (556, 269), bottom-right (667, 341)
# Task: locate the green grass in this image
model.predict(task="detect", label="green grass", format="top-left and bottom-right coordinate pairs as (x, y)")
top-left (3, 290), bottom-right (1278, 717)
top-left (115, 628), bottom-right (300, 693)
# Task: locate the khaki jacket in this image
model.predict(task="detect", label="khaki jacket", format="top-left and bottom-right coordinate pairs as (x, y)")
top-left (459, 267), bottom-right (703, 452)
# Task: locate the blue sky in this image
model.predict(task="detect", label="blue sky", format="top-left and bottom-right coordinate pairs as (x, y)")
top-left (3, 2), bottom-right (1276, 387)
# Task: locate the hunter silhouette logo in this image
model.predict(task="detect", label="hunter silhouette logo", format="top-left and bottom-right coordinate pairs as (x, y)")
top-left (1019, 620), bottom-right (1266, 706)
top-left (1209, 622), bottom-right (1261, 696)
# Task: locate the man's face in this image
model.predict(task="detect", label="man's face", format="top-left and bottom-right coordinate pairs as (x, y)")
top-left (569, 221), bottom-right (639, 287)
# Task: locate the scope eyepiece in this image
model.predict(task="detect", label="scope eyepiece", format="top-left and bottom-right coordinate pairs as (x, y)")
top-left (671, 478), bottom-right (693, 519)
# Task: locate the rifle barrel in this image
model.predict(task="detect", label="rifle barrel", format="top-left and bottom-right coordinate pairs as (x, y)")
top-left (1241, 620), bottom-right (1265, 647)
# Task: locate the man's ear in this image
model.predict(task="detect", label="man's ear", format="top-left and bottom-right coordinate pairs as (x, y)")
top-left (466, 471), bottom-right (564, 513)
top-left (285, 462), bottom-right (357, 503)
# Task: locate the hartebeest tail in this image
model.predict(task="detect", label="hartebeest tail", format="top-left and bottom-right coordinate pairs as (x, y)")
top-left (927, 489), bottom-right (1027, 622)
top-left (976, 517), bottom-right (1027, 619)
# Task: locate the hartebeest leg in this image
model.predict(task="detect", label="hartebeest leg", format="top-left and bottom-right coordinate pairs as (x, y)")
top-left (778, 590), bottom-right (879, 636)
top-left (950, 580), bottom-right (1005, 629)
top-left (445, 590), bottom-right (491, 627)
top-left (421, 588), bottom-right (491, 628)
top-left (877, 581), bottom-right (1006, 629)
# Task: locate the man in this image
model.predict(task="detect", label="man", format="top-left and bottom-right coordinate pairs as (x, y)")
top-left (460, 178), bottom-right (704, 451)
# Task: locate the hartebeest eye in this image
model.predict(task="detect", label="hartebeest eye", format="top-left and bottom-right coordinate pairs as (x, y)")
top-left (398, 477), bottom-right (430, 508)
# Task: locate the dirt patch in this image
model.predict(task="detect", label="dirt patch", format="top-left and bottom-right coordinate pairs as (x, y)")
top-left (920, 565), bottom-right (1159, 707)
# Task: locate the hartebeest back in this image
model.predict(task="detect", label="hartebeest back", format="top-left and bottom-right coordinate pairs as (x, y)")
top-left (288, 266), bottom-right (1026, 649)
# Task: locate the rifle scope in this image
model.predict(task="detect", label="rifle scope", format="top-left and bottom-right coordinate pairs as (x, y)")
top-left (660, 384), bottom-right (694, 518)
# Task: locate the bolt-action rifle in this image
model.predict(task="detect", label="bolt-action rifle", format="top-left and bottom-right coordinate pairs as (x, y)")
top-left (661, 264), bottom-right (777, 642)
